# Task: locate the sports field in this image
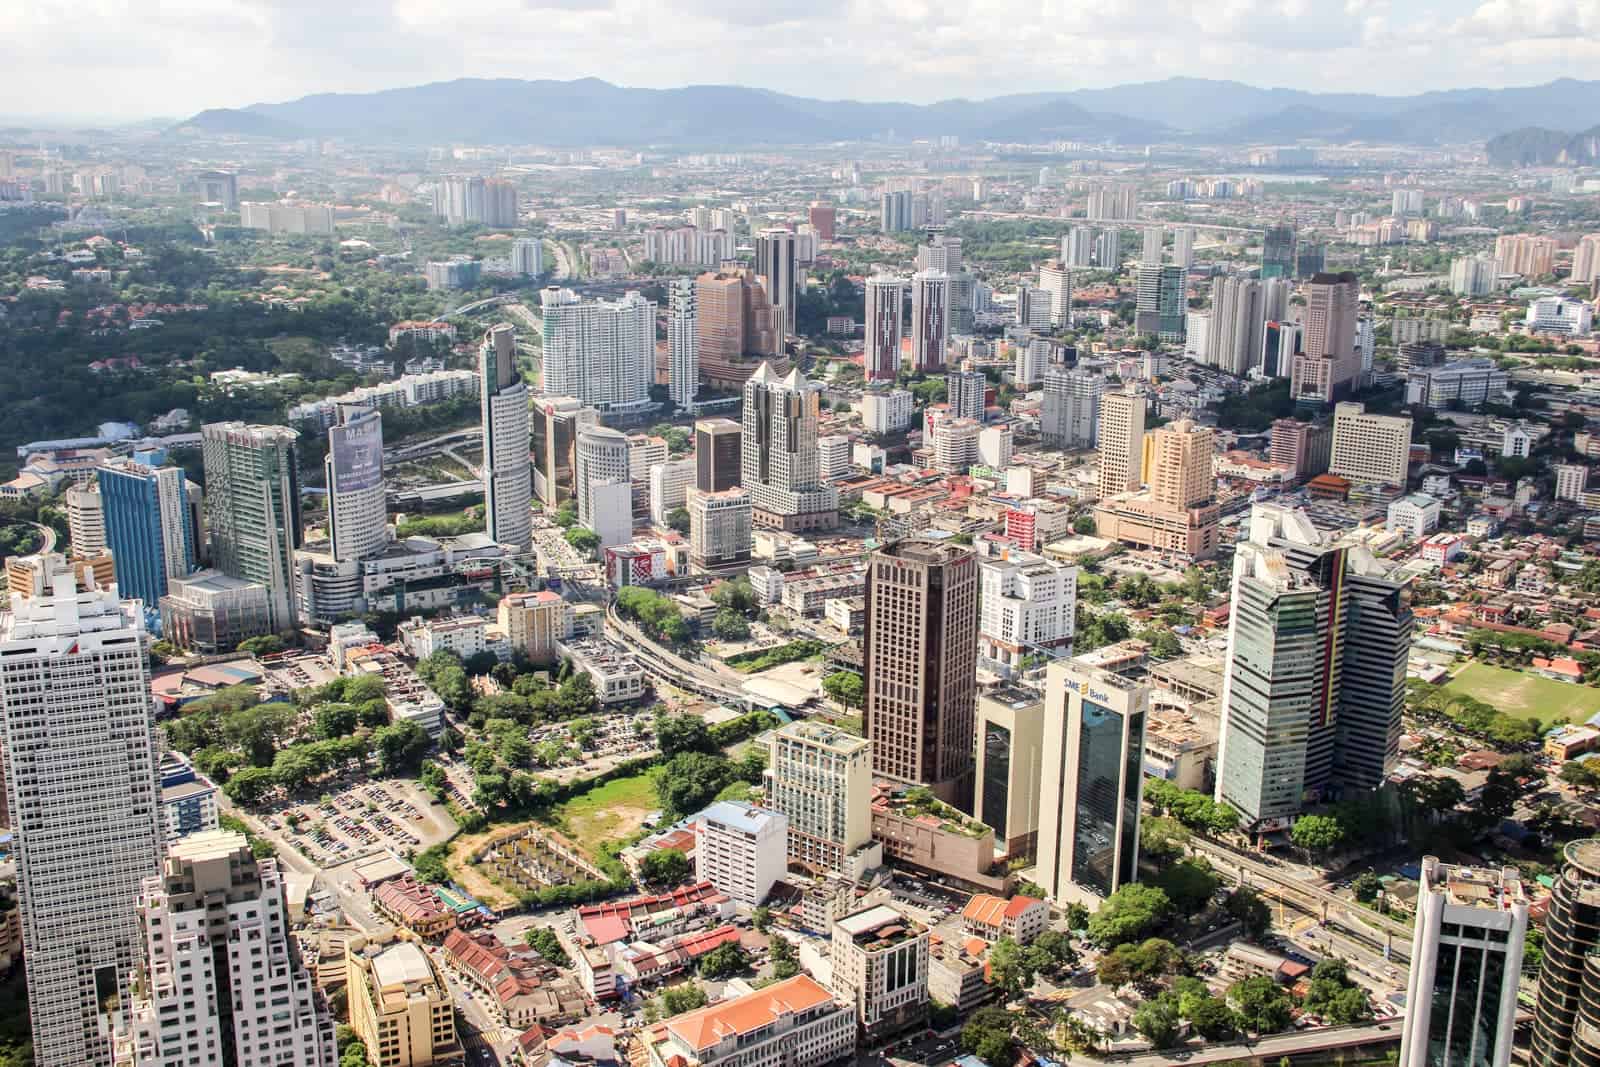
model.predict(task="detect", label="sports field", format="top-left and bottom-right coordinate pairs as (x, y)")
top-left (1441, 661), bottom-right (1600, 724)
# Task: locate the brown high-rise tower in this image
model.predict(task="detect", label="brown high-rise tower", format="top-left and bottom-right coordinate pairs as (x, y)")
top-left (863, 539), bottom-right (979, 807)
top-left (694, 418), bottom-right (742, 493)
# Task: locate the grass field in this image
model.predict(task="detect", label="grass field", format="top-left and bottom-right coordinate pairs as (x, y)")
top-left (553, 772), bottom-right (658, 845)
top-left (1442, 661), bottom-right (1600, 724)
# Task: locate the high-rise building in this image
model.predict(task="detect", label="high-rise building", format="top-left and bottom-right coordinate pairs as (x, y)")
top-left (1262, 224), bottom-right (1296, 278)
top-left (974, 686), bottom-right (1047, 860)
top-left (930, 417), bottom-right (979, 475)
top-left (1294, 241), bottom-right (1326, 278)
top-left (863, 539), bottom-right (978, 805)
top-left (880, 190), bottom-right (912, 233)
top-left (765, 721), bottom-right (875, 876)
top-left (860, 389), bottom-right (914, 435)
top-left (1330, 401), bottom-right (1413, 486)
top-left (1399, 858), bottom-right (1527, 1067)
top-left (1215, 503), bottom-right (1412, 830)
top-left (1293, 271), bottom-right (1361, 404)
top-left (1086, 184), bottom-right (1138, 221)
top-left (1141, 226), bottom-right (1163, 265)
top-left (830, 904), bottom-right (929, 1042)
top-left (741, 364), bottom-right (839, 531)
top-left (946, 369), bottom-right (986, 421)
top-left (1494, 234), bottom-right (1557, 277)
top-left (1013, 338), bottom-right (1050, 387)
top-left (196, 170), bottom-right (239, 211)
top-left (65, 482), bottom-right (106, 558)
top-left (1097, 387), bottom-right (1146, 499)
top-left (479, 324), bottom-right (532, 550)
top-left (977, 549), bottom-right (1076, 678)
top-left (695, 270), bottom-right (785, 390)
top-left (755, 228), bottom-right (801, 340)
top-left (497, 590), bottom-right (570, 665)
top-left (202, 422), bottom-right (301, 632)
top-left (1093, 228), bottom-right (1121, 271)
top-left (864, 276), bottom-right (906, 381)
top-left (1172, 227), bottom-right (1195, 269)
top-left (346, 934), bottom-right (462, 1067)
top-left (1210, 275), bottom-right (1266, 377)
top-left (916, 234), bottom-right (963, 274)
top-left (1063, 226), bottom-right (1095, 268)
top-left (909, 270), bottom-right (950, 372)
top-left (123, 830), bottom-right (337, 1067)
top-left (687, 488), bottom-right (752, 569)
top-left (1038, 262), bottom-right (1073, 328)
top-left (1041, 368), bottom-right (1103, 450)
top-left (808, 202), bottom-right (837, 241)
top-left (1572, 233), bottom-right (1600, 284)
top-left (695, 802), bottom-right (788, 906)
top-left (1134, 265), bottom-right (1186, 341)
top-left (432, 175), bottom-right (517, 227)
top-left (540, 287), bottom-right (656, 412)
top-left (1531, 839), bottom-right (1600, 1067)
top-left (1449, 255), bottom-right (1500, 297)
top-left (2, 575), bottom-right (162, 1066)
top-left (575, 426), bottom-right (633, 548)
top-left (649, 458), bottom-right (696, 527)
top-left (668, 277), bottom-right (699, 411)
top-left (326, 407), bottom-right (387, 563)
top-left (1269, 418), bottom-right (1332, 480)
top-left (1096, 418), bottom-right (1220, 560)
top-left (531, 396), bottom-right (598, 507)
top-left (99, 456), bottom-right (198, 611)
top-left (694, 418), bottom-right (743, 493)
top-left (511, 237), bottom-right (543, 276)
top-left (1037, 658), bottom-right (1149, 903)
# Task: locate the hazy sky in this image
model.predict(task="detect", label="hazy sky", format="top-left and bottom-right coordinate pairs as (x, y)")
top-left (11, 0), bottom-right (1600, 121)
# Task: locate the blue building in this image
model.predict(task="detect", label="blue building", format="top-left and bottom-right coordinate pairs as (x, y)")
top-left (98, 454), bottom-right (197, 610)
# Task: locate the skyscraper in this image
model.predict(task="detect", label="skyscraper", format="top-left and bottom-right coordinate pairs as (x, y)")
top-left (1330, 402), bottom-right (1413, 487)
top-left (575, 426), bottom-right (633, 548)
top-left (1294, 241), bottom-right (1326, 278)
top-left (1093, 229), bottom-right (1121, 271)
top-left (1172, 227), bottom-right (1195, 269)
top-left (669, 277), bottom-right (699, 411)
top-left (808, 201), bottom-right (837, 241)
top-left (1262, 224), bottom-right (1296, 278)
top-left (2, 575), bottom-right (162, 1066)
top-left (325, 407), bottom-right (387, 563)
top-left (99, 455), bottom-right (197, 611)
top-left (1038, 262), bottom-right (1073, 328)
top-left (1095, 418), bottom-right (1221, 560)
top-left (1037, 658), bottom-right (1149, 903)
top-left (864, 275), bottom-right (906, 381)
top-left (540, 287), bottom-right (655, 412)
top-left (880, 190), bottom-right (912, 233)
top-left (65, 482), bottom-right (106, 558)
top-left (202, 422), bottom-right (301, 632)
top-left (909, 270), bottom-right (950, 372)
top-left (479, 323), bottom-right (533, 550)
top-left (1097, 387), bottom-right (1146, 499)
top-left (511, 236), bottom-right (543, 276)
top-left (1292, 271), bottom-right (1360, 404)
top-left (1210, 275), bottom-right (1266, 377)
top-left (694, 269), bottom-right (785, 390)
top-left (123, 830), bottom-right (337, 1066)
top-left (694, 418), bottom-right (743, 493)
top-left (1337, 559), bottom-right (1413, 788)
top-left (977, 549), bottom-right (1077, 678)
top-left (741, 364), bottom-right (838, 531)
top-left (1063, 226), bottom-right (1094, 268)
top-left (1041, 368), bottom-right (1103, 450)
top-left (1399, 858), bottom-right (1527, 1067)
top-left (765, 720), bottom-right (875, 876)
top-left (946, 369), bottom-right (985, 421)
top-left (687, 487), bottom-right (752, 569)
top-left (1134, 265), bottom-right (1187, 341)
top-left (1531, 839), bottom-right (1600, 1067)
top-left (531, 396), bottom-right (598, 507)
top-left (863, 539), bottom-right (978, 805)
top-left (755, 228), bottom-right (800, 340)
top-left (1141, 226), bottom-right (1163, 264)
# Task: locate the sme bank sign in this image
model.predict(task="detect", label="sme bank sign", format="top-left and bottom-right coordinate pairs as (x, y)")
top-left (1061, 674), bottom-right (1115, 707)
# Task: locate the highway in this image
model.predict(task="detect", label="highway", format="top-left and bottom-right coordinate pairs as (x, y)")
top-left (1107, 1019), bottom-right (1403, 1067)
top-left (605, 606), bottom-right (749, 703)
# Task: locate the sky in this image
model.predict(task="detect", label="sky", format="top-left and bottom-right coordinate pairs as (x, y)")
top-left (10, 0), bottom-right (1600, 122)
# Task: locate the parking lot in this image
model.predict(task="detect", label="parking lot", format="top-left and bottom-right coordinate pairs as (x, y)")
top-left (263, 778), bottom-right (456, 867)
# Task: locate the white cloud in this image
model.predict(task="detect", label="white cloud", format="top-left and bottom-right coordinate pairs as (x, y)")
top-left (5, 0), bottom-right (1600, 121)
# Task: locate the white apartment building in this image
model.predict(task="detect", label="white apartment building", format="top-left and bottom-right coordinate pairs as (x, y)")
top-left (511, 237), bottom-right (543, 276)
top-left (978, 550), bottom-right (1077, 678)
top-left (2, 576), bottom-right (163, 1066)
top-left (669, 277), bottom-right (698, 411)
top-left (694, 802), bottom-right (788, 906)
top-left (860, 390), bottom-right (914, 434)
top-left (1526, 296), bottom-right (1594, 336)
top-left (688, 488), bottom-right (753, 569)
top-left (65, 482), bottom-right (106, 557)
top-left (1556, 463), bottom-right (1590, 502)
top-left (978, 425), bottom-right (1014, 469)
top-left (1386, 493), bottom-right (1442, 541)
top-left (576, 426), bottom-right (633, 545)
top-left (765, 721), bottom-right (876, 876)
top-left (640, 975), bottom-right (855, 1067)
top-left (830, 905), bottom-right (930, 1042)
top-left (122, 830), bottom-right (336, 1067)
top-left (1038, 263), bottom-right (1073, 328)
top-left (397, 614), bottom-right (491, 661)
top-left (326, 407), bottom-right (388, 563)
top-left (1449, 255), bottom-right (1500, 297)
top-left (931, 418), bottom-right (979, 475)
top-left (480, 324), bottom-right (533, 551)
top-left (540, 287), bottom-right (656, 411)
top-left (650, 458), bottom-right (697, 527)
top-left (1330, 402), bottom-right (1412, 487)
top-left (818, 435), bottom-right (852, 481)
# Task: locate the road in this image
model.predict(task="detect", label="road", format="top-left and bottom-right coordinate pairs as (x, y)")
top-left (605, 606), bottom-right (749, 703)
top-left (1106, 1019), bottom-right (1403, 1067)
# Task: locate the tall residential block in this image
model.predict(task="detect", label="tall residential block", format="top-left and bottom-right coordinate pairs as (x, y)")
top-left (863, 539), bottom-right (978, 805)
top-left (694, 418), bottom-right (742, 493)
top-left (946, 369), bottom-right (986, 421)
top-left (1398, 858), bottom-right (1526, 1067)
top-left (694, 802), bottom-right (788, 906)
top-left (741, 364), bottom-right (838, 531)
top-left (755, 228), bottom-right (800, 340)
top-left (2, 575), bottom-right (162, 1066)
top-left (864, 276), bottom-right (906, 381)
top-left (65, 482), bottom-right (106, 558)
top-left (687, 488), bottom-right (752, 569)
top-left (1292, 271), bottom-right (1360, 405)
top-left (123, 830), bottom-right (336, 1066)
top-left (909, 270), bottom-right (950, 373)
top-left (1210, 275), bottom-right (1265, 377)
top-left (540, 287), bottom-right (655, 412)
top-left (575, 426), bottom-right (633, 548)
top-left (1532, 840), bottom-right (1600, 1067)
top-left (977, 548), bottom-right (1076, 678)
top-left (99, 456), bottom-right (198, 611)
top-left (1037, 658), bottom-right (1149, 903)
top-left (669, 276), bottom-right (699, 411)
top-left (1330, 402), bottom-right (1413, 486)
top-left (766, 721), bottom-right (875, 876)
top-left (1041, 368), bottom-right (1102, 450)
top-left (326, 406), bottom-right (387, 562)
top-left (1097, 387), bottom-right (1146, 499)
top-left (202, 422), bottom-right (301, 632)
top-left (1134, 265), bottom-right (1186, 341)
top-left (479, 324), bottom-right (533, 550)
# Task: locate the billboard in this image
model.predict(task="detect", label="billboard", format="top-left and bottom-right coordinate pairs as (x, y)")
top-left (331, 410), bottom-right (384, 493)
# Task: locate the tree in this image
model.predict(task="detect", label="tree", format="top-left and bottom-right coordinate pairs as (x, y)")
top-left (313, 703), bottom-right (360, 740)
top-left (1229, 975), bottom-right (1293, 1034)
top-left (1561, 760), bottom-right (1600, 790)
top-left (752, 905), bottom-right (771, 932)
top-left (221, 765), bottom-right (276, 805)
top-left (413, 844), bottom-right (450, 883)
top-left (666, 507), bottom-right (691, 535)
top-left (1087, 884), bottom-right (1172, 947)
top-left (1140, 816), bottom-right (1191, 862)
top-left (988, 936), bottom-right (1038, 1000)
top-left (372, 720), bottom-right (430, 775)
top-left (1073, 515), bottom-right (1096, 535)
top-left (1303, 960), bottom-right (1373, 1024)
top-left (525, 927), bottom-right (570, 967)
top-left (1132, 993), bottom-right (1183, 1048)
top-left (1351, 871), bottom-right (1383, 904)
top-left (1153, 859), bottom-right (1220, 912)
top-left (655, 714), bottom-right (714, 757)
top-left (712, 577), bottom-right (759, 615)
top-left (822, 671), bottom-right (865, 710)
top-left (1225, 888), bottom-right (1271, 940)
top-left (697, 942), bottom-right (748, 980)
top-left (711, 609), bottom-right (752, 641)
top-left (961, 1008), bottom-right (1020, 1067)
top-left (1098, 938), bottom-right (1183, 992)
top-left (564, 527), bottom-right (600, 557)
top-left (639, 848), bottom-right (692, 886)
top-left (1289, 814), bottom-right (1346, 854)
top-left (1187, 995), bottom-right (1239, 1040)
top-left (1030, 929), bottom-right (1079, 976)
top-left (770, 933), bottom-right (799, 979)
top-left (657, 983), bottom-right (708, 1017)
top-left (239, 634), bottom-right (285, 656)
top-left (1063, 902), bottom-right (1090, 933)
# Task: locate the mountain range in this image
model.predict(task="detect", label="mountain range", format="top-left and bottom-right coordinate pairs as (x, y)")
top-left (171, 76), bottom-right (1600, 149)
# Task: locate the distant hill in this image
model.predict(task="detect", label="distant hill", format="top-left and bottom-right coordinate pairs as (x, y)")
top-left (172, 76), bottom-right (1600, 147)
top-left (1487, 125), bottom-right (1600, 166)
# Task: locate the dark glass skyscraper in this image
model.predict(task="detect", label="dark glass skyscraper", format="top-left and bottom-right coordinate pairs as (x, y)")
top-left (1262, 224), bottom-right (1296, 279)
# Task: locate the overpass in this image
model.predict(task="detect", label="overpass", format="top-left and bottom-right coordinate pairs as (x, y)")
top-left (604, 605), bottom-right (749, 704)
top-left (1105, 1019), bottom-right (1402, 1067)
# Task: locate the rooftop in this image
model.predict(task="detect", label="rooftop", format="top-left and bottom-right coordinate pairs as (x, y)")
top-left (370, 941), bottom-right (436, 990)
top-left (698, 802), bottom-right (785, 835)
top-left (662, 974), bottom-right (835, 1052)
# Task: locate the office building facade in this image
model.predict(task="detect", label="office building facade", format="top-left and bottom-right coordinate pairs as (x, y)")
top-left (1262, 225), bottom-right (1295, 278)
top-left (755, 228), bottom-right (800, 340)
top-left (687, 488), bottom-right (752, 569)
top-left (977, 549), bottom-right (1076, 678)
top-left (693, 418), bottom-right (742, 493)
top-left (830, 905), bottom-right (929, 1042)
top-left (740, 364), bottom-right (838, 531)
top-left (1533, 839), bottom-right (1600, 1067)
top-left (479, 324), bottom-right (533, 550)
top-left (99, 457), bottom-right (197, 611)
top-left (766, 721), bottom-right (874, 875)
top-left (974, 686), bottom-right (1046, 860)
top-left (326, 407), bottom-right (387, 563)
top-left (532, 396), bottom-right (599, 508)
top-left (575, 426), bottom-right (633, 548)
top-left (1330, 402), bottom-right (1413, 486)
top-left (202, 422), bottom-right (301, 633)
top-left (1134, 265), bottom-right (1186, 341)
top-left (1292, 272), bottom-right (1360, 405)
top-left (1097, 387), bottom-right (1146, 499)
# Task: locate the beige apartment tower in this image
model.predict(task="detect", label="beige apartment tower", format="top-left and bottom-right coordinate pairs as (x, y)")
top-left (1330, 402), bottom-right (1413, 486)
top-left (863, 539), bottom-right (979, 806)
top-left (347, 934), bottom-right (462, 1067)
top-left (1097, 387), bottom-right (1146, 499)
top-left (1145, 419), bottom-right (1214, 510)
top-left (766, 721), bottom-right (877, 876)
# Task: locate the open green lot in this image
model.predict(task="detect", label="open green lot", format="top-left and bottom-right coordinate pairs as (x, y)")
top-left (1442, 661), bottom-right (1600, 724)
top-left (552, 772), bottom-right (658, 844)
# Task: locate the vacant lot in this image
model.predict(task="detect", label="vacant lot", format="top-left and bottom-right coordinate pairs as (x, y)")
top-left (1442, 661), bottom-right (1600, 724)
top-left (553, 772), bottom-right (658, 845)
